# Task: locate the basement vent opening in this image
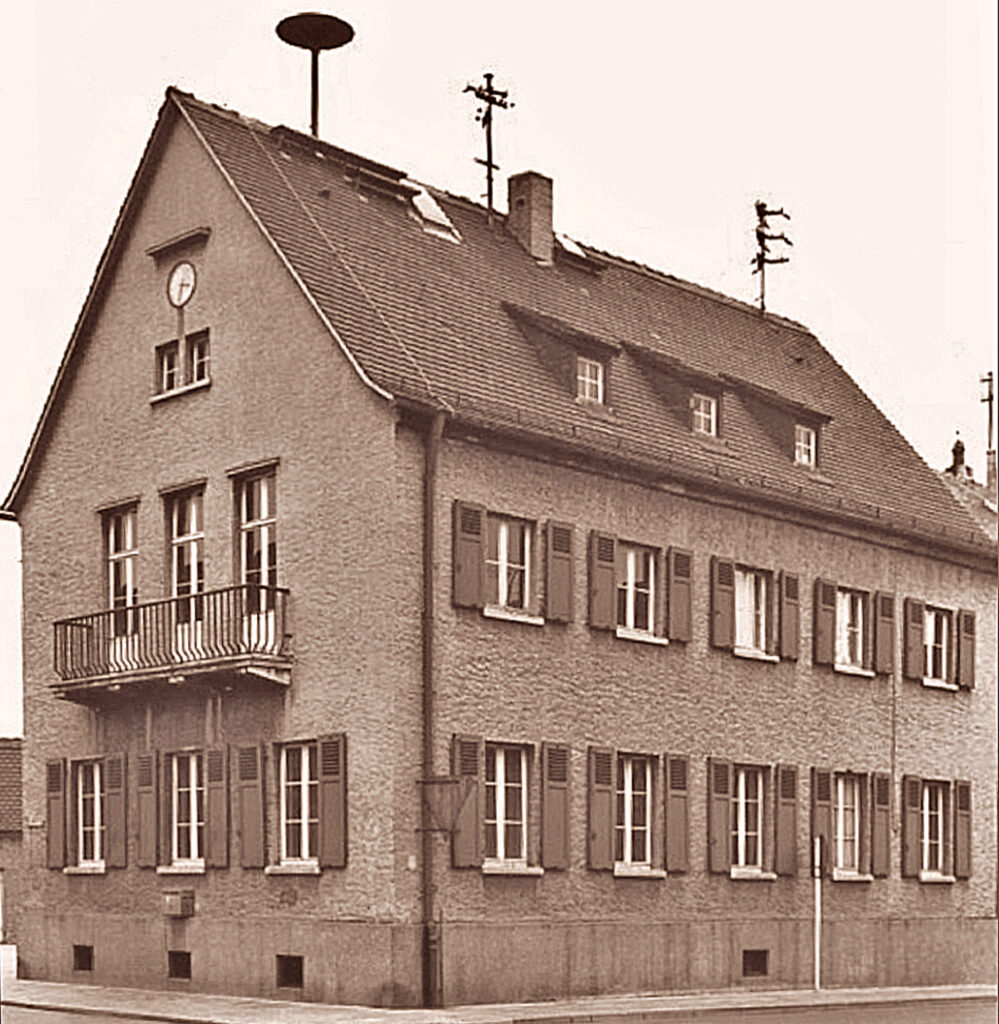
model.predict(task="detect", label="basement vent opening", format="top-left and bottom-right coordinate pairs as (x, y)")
top-left (73, 944), bottom-right (94, 972)
top-left (742, 948), bottom-right (769, 977)
top-left (276, 954), bottom-right (304, 988)
top-left (168, 950), bottom-right (192, 980)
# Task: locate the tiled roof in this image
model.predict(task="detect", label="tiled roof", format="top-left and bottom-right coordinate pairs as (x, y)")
top-left (0, 738), bottom-right (22, 833)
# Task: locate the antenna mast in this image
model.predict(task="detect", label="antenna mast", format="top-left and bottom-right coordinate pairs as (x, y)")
top-left (752, 200), bottom-right (793, 313)
top-left (982, 371), bottom-right (994, 450)
top-left (464, 72), bottom-right (513, 225)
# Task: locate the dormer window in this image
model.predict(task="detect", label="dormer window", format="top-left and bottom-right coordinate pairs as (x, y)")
top-left (794, 424), bottom-right (816, 467)
top-left (692, 394), bottom-right (718, 437)
top-left (576, 355), bottom-right (605, 404)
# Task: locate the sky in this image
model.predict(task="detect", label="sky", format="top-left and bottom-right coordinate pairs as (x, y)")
top-left (0, 0), bottom-right (995, 736)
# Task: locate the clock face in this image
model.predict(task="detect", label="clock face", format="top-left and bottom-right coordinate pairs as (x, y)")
top-left (167, 261), bottom-right (197, 308)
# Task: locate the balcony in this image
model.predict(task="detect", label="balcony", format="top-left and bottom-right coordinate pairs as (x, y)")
top-left (53, 584), bottom-right (292, 697)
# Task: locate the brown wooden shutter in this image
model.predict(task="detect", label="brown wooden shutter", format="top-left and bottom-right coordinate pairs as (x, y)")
top-left (235, 744), bottom-right (264, 868)
top-left (667, 548), bottom-right (693, 642)
top-left (810, 767), bottom-right (832, 876)
top-left (861, 594), bottom-right (874, 671)
top-left (765, 574), bottom-right (778, 655)
top-left (318, 733), bottom-right (347, 868)
top-left (707, 757), bottom-right (731, 873)
top-left (452, 501), bottom-right (485, 609)
top-left (135, 752), bottom-right (158, 868)
top-left (779, 572), bottom-right (800, 660)
top-left (873, 592), bottom-right (895, 675)
top-left (665, 754), bottom-right (689, 873)
top-left (587, 746), bottom-right (615, 870)
top-left (46, 759), bottom-right (66, 869)
top-left (857, 774), bottom-right (872, 876)
top-left (902, 599), bottom-right (925, 680)
top-left (588, 532), bottom-right (617, 630)
top-left (901, 775), bottom-right (922, 877)
top-left (451, 734), bottom-right (482, 868)
top-left (104, 753), bottom-right (127, 868)
top-left (775, 764), bottom-right (797, 876)
top-left (161, 754), bottom-right (173, 864)
top-left (954, 780), bottom-right (971, 879)
top-left (813, 579), bottom-right (836, 665)
top-left (871, 772), bottom-right (891, 878)
top-left (204, 746), bottom-right (229, 868)
top-left (956, 610), bottom-right (976, 690)
top-left (710, 558), bottom-right (735, 650)
top-left (541, 742), bottom-right (569, 869)
top-left (545, 522), bottom-right (574, 623)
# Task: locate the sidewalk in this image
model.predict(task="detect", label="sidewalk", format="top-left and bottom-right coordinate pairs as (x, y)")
top-left (1, 976), bottom-right (996, 1024)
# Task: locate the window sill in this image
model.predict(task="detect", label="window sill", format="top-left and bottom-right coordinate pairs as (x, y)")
top-left (918, 871), bottom-right (956, 884)
top-left (922, 679), bottom-right (958, 692)
top-left (64, 864), bottom-right (106, 875)
top-left (730, 866), bottom-right (777, 881)
top-left (156, 863), bottom-right (206, 875)
top-left (832, 869), bottom-right (873, 882)
top-left (150, 378), bottom-right (212, 405)
top-left (264, 862), bottom-right (321, 876)
top-left (482, 605), bottom-right (545, 627)
top-left (834, 664), bottom-right (875, 678)
top-left (574, 396), bottom-right (618, 421)
top-left (482, 860), bottom-right (544, 877)
top-left (615, 626), bottom-right (669, 647)
top-left (733, 647), bottom-right (779, 663)
top-left (613, 863), bottom-right (666, 879)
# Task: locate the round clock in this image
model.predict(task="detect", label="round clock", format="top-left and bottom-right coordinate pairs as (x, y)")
top-left (167, 261), bottom-right (197, 307)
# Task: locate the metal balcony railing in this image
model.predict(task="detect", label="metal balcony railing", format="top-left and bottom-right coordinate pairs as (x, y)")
top-left (53, 584), bottom-right (290, 683)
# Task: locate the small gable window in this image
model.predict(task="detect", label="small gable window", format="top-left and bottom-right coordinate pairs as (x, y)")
top-left (154, 331), bottom-right (211, 400)
top-left (794, 424), bottom-right (816, 467)
top-left (692, 393), bottom-right (718, 437)
top-left (576, 355), bottom-right (605, 404)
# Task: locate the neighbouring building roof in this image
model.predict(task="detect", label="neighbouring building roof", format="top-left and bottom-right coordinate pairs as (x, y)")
top-left (0, 738), bottom-right (22, 834)
top-left (3, 88), bottom-right (994, 564)
top-left (939, 441), bottom-right (998, 543)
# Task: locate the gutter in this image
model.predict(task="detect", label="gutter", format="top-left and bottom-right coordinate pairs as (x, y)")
top-left (0, 511), bottom-right (16, 522)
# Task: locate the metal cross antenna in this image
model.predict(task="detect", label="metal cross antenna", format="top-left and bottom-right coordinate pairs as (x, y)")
top-left (752, 200), bottom-right (793, 313)
top-left (982, 371), bottom-right (994, 451)
top-left (464, 72), bottom-right (513, 225)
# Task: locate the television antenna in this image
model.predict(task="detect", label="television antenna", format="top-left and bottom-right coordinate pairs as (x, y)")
top-left (464, 72), bottom-right (513, 224)
top-left (752, 200), bottom-right (793, 313)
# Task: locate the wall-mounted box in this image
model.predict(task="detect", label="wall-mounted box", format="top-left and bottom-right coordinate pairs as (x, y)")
top-left (163, 891), bottom-right (195, 918)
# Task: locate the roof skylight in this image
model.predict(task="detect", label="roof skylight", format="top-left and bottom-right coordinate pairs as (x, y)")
top-left (409, 186), bottom-right (461, 243)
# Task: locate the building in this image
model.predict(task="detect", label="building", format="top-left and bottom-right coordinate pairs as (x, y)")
top-left (0, 736), bottom-right (23, 951)
top-left (940, 437), bottom-right (998, 544)
top-left (1, 88), bottom-right (995, 1007)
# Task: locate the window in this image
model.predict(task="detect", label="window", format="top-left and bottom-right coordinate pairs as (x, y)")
top-left (73, 944), bottom-right (94, 972)
top-left (833, 773), bottom-right (861, 872)
top-left (75, 760), bottom-right (105, 867)
top-left (616, 544), bottom-right (655, 634)
top-left (576, 355), bottom-right (605, 403)
top-left (276, 954), bottom-right (304, 988)
top-left (731, 766), bottom-right (765, 870)
top-left (485, 744), bottom-right (528, 863)
top-left (169, 492), bottom-right (204, 625)
top-left (835, 589), bottom-right (867, 669)
top-left (156, 331), bottom-right (211, 396)
top-left (485, 516), bottom-right (531, 611)
top-left (188, 331), bottom-right (210, 383)
top-left (794, 424), bottom-right (816, 467)
top-left (921, 780), bottom-right (947, 875)
top-left (280, 743), bottom-right (319, 863)
top-left (169, 751), bottom-right (205, 866)
top-left (238, 471), bottom-right (277, 615)
top-left (106, 507), bottom-right (137, 636)
top-left (692, 393), bottom-right (718, 436)
top-left (157, 341), bottom-right (180, 393)
top-left (735, 567), bottom-right (770, 655)
top-left (924, 607), bottom-right (952, 683)
top-left (615, 754), bottom-right (652, 867)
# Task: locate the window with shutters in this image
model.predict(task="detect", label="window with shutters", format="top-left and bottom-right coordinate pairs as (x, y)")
top-left (280, 743), bottom-right (319, 865)
top-left (734, 567), bottom-right (773, 659)
top-left (794, 424), bottom-right (816, 467)
top-left (920, 779), bottom-right (951, 880)
top-left (692, 393), bottom-right (718, 436)
top-left (484, 744), bottom-right (528, 866)
top-left (485, 516), bottom-right (532, 613)
top-left (576, 355), bottom-right (605, 404)
top-left (73, 760), bottom-right (105, 870)
top-left (616, 544), bottom-right (658, 639)
top-left (731, 766), bottom-right (769, 875)
top-left (924, 607), bottom-right (953, 685)
top-left (168, 751), bottom-right (205, 868)
top-left (615, 754), bottom-right (658, 875)
top-left (835, 588), bottom-right (868, 671)
top-left (833, 773), bottom-right (864, 876)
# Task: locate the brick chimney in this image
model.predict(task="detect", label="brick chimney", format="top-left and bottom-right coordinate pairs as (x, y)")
top-left (947, 436), bottom-right (967, 477)
top-left (507, 171), bottom-right (553, 265)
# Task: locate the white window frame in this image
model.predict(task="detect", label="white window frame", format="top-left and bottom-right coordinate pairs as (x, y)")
top-left (170, 492), bottom-right (204, 605)
top-left (157, 340), bottom-right (181, 394)
top-left (835, 589), bottom-right (866, 670)
top-left (923, 607), bottom-right (952, 684)
top-left (576, 355), bottom-right (605, 404)
top-left (735, 567), bottom-right (770, 656)
top-left (170, 751), bottom-right (205, 867)
top-left (615, 754), bottom-right (652, 867)
top-left (187, 331), bottom-right (210, 383)
top-left (921, 780), bottom-right (948, 876)
top-left (617, 545), bottom-right (655, 634)
top-left (484, 744), bottom-right (528, 864)
top-left (794, 424), bottom-right (816, 467)
top-left (107, 508), bottom-right (138, 636)
top-left (280, 742), bottom-right (319, 864)
top-left (732, 766), bottom-right (764, 870)
top-left (76, 760), bottom-right (105, 869)
top-left (485, 517), bottom-right (531, 612)
top-left (834, 773), bottom-right (861, 873)
top-left (239, 472), bottom-right (278, 611)
top-left (692, 393), bottom-right (718, 436)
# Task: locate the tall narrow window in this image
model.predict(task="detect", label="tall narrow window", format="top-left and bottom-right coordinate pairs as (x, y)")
top-left (794, 424), bottom-right (816, 467)
top-left (157, 341), bottom-right (181, 394)
top-left (924, 608), bottom-right (951, 682)
top-left (692, 394), bottom-right (717, 436)
top-left (615, 754), bottom-right (651, 866)
top-left (485, 517), bottom-right (530, 610)
top-left (834, 774), bottom-right (860, 872)
top-left (239, 472), bottom-right (277, 615)
top-left (835, 589), bottom-right (866, 669)
top-left (484, 744), bottom-right (527, 863)
top-left (732, 766), bottom-right (764, 869)
top-left (187, 331), bottom-right (210, 384)
top-left (921, 781), bottom-right (946, 874)
top-left (576, 355), bottom-right (605, 403)
top-left (77, 761), bottom-right (105, 867)
top-left (616, 545), bottom-right (655, 634)
top-left (107, 508), bottom-right (137, 636)
top-left (171, 752), bottom-right (205, 865)
top-left (170, 492), bottom-right (204, 626)
top-left (281, 743), bottom-right (319, 862)
top-left (735, 567), bottom-right (770, 654)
